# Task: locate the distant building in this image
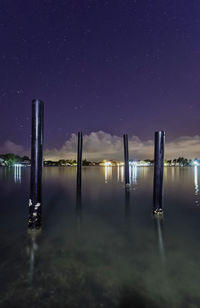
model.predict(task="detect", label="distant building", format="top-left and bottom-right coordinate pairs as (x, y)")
top-left (21, 160), bottom-right (31, 166)
top-left (99, 160), bottom-right (123, 167)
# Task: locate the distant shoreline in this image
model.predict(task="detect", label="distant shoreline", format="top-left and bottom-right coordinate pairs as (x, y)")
top-left (0, 165), bottom-right (197, 168)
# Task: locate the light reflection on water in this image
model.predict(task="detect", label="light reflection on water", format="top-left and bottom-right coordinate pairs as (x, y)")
top-left (104, 166), bottom-right (112, 183)
top-left (194, 166), bottom-right (199, 206)
top-left (14, 165), bottom-right (22, 183)
top-left (117, 165), bottom-right (124, 183)
top-left (0, 166), bottom-right (200, 307)
top-left (130, 165), bottom-right (137, 185)
top-left (120, 165), bottom-right (124, 182)
top-left (105, 166), bottom-right (137, 184)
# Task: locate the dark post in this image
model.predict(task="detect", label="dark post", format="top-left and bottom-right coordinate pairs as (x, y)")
top-left (123, 134), bottom-right (130, 185)
top-left (28, 99), bottom-right (44, 229)
top-left (77, 132), bottom-right (83, 187)
top-left (76, 132), bottom-right (83, 233)
top-left (153, 131), bottom-right (165, 215)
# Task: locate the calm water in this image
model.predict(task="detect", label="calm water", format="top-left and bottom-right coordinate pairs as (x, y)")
top-left (0, 166), bottom-right (200, 308)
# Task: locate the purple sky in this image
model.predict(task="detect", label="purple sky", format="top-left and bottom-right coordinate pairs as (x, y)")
top-left (1, 0), bottom-right (200, 158)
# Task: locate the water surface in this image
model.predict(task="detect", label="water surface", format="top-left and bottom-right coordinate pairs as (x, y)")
top-left (0, 166), bottom-right (200, 308)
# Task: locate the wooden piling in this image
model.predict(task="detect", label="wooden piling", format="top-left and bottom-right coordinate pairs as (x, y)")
top-left (153, 131), bottom-right (165, 215)
top-left (28, 99), bottom-right (44, 228)
top-left (77, 132), bottom-right (83, 187)
top-left (123, 134), bottom-right (130, 185)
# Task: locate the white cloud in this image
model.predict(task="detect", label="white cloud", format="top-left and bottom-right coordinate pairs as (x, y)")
top-left (44, 131), bottom-right (200, 161)
top-left (1, 132), bottom-right (200, 160)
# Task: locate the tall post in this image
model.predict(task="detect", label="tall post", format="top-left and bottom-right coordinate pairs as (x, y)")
top-left (123, 134), bottom-right (130, 185)
top-left (28, 99), bottom-right (44, 229)
top-left (153, 131), bottom-right (165, 215)
top-left (77, 132), bottom-right (83, 187)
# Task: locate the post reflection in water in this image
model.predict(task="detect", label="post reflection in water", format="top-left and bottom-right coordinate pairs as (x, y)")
top-left (125, 188), bottom-right (130, 219)
top-left (76, 183), bottom-right (82, 232)
top-left (154, 216), bottom-right (165, 264)
top-left (27, 230), bottom-right (40, 284)
top-left (104, 166), bottom-right (112, 183)
top-left (194, 165), bottom-right (199, 206)
top-left (14, 164), bottom-right (22, 183)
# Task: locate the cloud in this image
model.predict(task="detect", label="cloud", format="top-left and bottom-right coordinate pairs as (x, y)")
top-left (1, 132), bottom-right (200, 160)
top-left (44, 131), bottom-right (200, 161)
top-left (0, 140), bottom-right (25, 156)
top-left (164, 135), bottom-right (200, 159)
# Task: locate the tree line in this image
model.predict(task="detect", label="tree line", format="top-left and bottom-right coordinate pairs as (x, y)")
top-left (0, 153), bottom-right (198, 167)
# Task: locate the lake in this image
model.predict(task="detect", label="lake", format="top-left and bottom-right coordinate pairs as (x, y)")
top-left (0, 166), bottom-right (200, 307)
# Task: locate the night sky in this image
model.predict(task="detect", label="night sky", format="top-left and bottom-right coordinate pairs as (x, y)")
top-left (1, 0), bottom-right (200, 158)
